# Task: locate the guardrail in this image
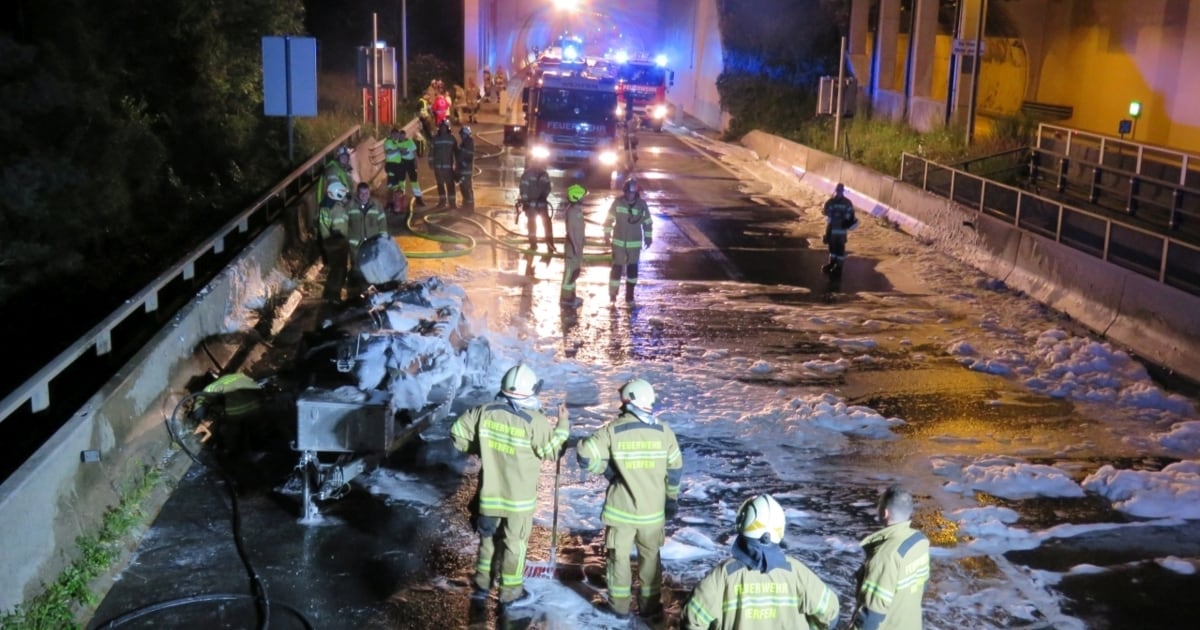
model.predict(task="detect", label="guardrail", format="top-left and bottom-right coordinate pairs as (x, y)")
top-left (899, 152), bottom-right (1200, 297)
top-left (0, 125), bottom-right (366, 426)
top-left (1033, 123), bottom-right (1200, 230)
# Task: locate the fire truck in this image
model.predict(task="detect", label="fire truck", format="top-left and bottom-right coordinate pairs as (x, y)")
top-left (504, 64), bottom-right (621, 169)
top-left (613, 53), bottom-right (674, 132)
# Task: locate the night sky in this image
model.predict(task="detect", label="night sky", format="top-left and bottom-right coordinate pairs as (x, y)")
top-left (303, 0), bottom-right (464, 72)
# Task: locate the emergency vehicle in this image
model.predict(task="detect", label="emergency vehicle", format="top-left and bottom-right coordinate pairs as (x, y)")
top-left (612, 53), bottom-right (674, 132)
top-left (504, 64), bottom-right (621, 169)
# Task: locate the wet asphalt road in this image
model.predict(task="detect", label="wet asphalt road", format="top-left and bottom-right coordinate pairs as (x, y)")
top-left (88, 116), bottom-right (1200, 630)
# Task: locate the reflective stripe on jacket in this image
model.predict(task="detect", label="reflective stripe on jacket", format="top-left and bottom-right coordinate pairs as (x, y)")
top-left (852, 521), bottom-right (930, 630)
top-left (450, 400), bottom-right (570, 518)
top-left (605, 197), bottom-right (652, 249)
top-left (684, 557), bottom-right (840, 630)
top-left (577, 411), bottom-right (682, 527)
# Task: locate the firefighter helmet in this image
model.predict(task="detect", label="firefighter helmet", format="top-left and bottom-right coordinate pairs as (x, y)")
top-left (567, 184), bottom-right (587, 203)
top-left (501, 364), bottom-right (542, 399)
top-left (623, 177), bottom-right (639, 197)
top-left (336, 146), bottom-right (351, 159)
top-left (326, 181), bottom-right (349, 202)
top-left (619, 378), bottom-right (655, 411)
top-left (460, 125), bottom-right (472, 137)
top-left (736, 494), bottom-right (786, 543)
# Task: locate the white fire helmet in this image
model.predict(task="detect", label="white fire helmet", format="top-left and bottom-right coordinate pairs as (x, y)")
top-left (736, 494), bottom-right (786, 544)
top-left (619, 378), bottom-right (656, 412)
top-left (501, 364), bottom-right (542, 399)
top-left (326, 181), bottom-right (349, 201)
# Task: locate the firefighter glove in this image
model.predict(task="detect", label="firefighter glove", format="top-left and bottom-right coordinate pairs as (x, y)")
top-left (643, 236), bottom-right (652, 248)
top-left (665, 498), bottom-right (678, 519)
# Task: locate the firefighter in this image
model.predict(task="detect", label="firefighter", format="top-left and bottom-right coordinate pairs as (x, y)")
top-left (851, 485), bottom-right (930, 630)
top-left (822, 182), bottom-right (858, 274)
top-left (603, 177), bottom-right (652, 303)
top-left (384, 128), bottom-right (424, 212)
top-left (317, 181), bottom-right (351, 302)
top-left (517, 155), bottom-right (555, 254)
top-left (345, 183), bottom-right (387, 290)
top-left (457, 126), bottom-right (476, 211)
top-left (315, 145), bottom-right (353, 207)
top-left (429, 121), bottom-right (459, 209)
top-left (577, 379), bottom-right (683, 621)
top-left (684, 494), bottom-right (841, 630)
top-left (451, 364), bottom-right (570, 610)
top-left (560, 184), bottom-right (587, 307)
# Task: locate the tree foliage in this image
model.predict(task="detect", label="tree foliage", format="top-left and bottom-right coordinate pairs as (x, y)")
top-left (0, 0), bottom-right (304, 347)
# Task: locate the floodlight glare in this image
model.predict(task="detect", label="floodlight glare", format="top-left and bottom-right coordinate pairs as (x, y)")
top-left (374, 40), bottom-right (387, 49)
top-left (655, 54), bottom-right (668, 67)
top-left (1128, 100), bottom-right (1142, 119)
top-left (615, 50), bottom-right (629, 64)
top-left (564, 45), bottom-right (578, 60)
top-left (553, 0), bottom-right (580, 11)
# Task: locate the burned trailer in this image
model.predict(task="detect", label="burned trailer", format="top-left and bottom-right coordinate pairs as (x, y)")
top-left (292, 273), bottom-right (491, 522)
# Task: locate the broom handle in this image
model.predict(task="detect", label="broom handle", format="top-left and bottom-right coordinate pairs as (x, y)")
top-left (549, 448), bottom-right (562, 563)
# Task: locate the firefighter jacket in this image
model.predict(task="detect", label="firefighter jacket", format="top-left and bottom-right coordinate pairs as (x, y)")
top-left (576, 409), bottom-right (682, 527)
top-left (823, 193), bottom-right (858, 237)
top-left (604, 196), bottom-right (652, 266)
top-left (851, 521), bottom-right (930, 630)
top-left (318, 197), bottom-right (349, 240)
top-left (458, 136), bottom-right (475, 170)
top-left (385, 136), bottom-right (417, 164)
top-left (450, 399), bottom-right (570, 519)
top-left (518, 165), bottom-right (552, 209)
top-left (316, 158), bottom-right (352, 204)
top-left (684, 553), bottom-right (841, 630)
top-left (564, 201), bottom-right (585, 262)
top-left (430, 130), bottom-right (458, 170)
top-left (346, 197), bottom-right (387, 248)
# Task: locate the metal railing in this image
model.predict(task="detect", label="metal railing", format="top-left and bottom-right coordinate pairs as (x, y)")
top-left (899, 152), bottom-right (1200, 297)
top-left (0, 126), bottom-right (366, 426)
top-left (1033, 123), bottom-right (1200, 231)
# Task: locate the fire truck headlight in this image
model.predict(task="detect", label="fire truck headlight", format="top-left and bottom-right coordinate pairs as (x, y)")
top-left (652, 104), bottom-right (668, 119)
top-left (598, 150), bottom-right (618, 166)
top-left (531, 145), bottom-right (551, 160)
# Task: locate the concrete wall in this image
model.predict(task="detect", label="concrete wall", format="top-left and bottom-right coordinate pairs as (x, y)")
top-left (0, 224), bottom-right (299, 612)
top-left (741, 129), bottom-right (1200, 383)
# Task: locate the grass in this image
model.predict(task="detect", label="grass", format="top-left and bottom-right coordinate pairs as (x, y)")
top-left (0, 465), bottom-right (165, 630)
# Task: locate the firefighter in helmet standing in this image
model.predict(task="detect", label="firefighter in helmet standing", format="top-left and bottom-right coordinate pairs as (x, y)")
top-left (457, 126), bottom-right (476, 212)
top-left (317, 181), bottom-right (351, 302)
top-left (560, 183), bottom-right (587, 307)
top-left (684, 493), bottom-right (841, 630)
top-left (577, 378), bottom-right (683, 621)
top-left (517, 154), bottom-right (555, 254)
top-left (430, 120), bottom-right (459, 209)
top-left (822, 182), bottom-right (858, 274)
top-left (384, 128), bottom-right (424, 213)
top-left (603, 177), bottom-right (653, 303)
top-left (451, 364), bottom-right (570, 610)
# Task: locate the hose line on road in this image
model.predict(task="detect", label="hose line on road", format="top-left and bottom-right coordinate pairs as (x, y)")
top-left (398, 205), bottom-right (615, 263)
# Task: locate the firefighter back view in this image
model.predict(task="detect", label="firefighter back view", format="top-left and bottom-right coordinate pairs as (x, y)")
top-left (517, 155), bottom-right (555, 254)
top-left (603, 177), bottom-right (653, 303)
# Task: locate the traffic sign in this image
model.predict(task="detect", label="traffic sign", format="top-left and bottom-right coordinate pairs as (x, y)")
top-left (952, 39), bottom-right (986, 56)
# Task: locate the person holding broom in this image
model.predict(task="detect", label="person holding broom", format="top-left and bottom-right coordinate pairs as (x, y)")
top-left (451, 364), bottom-right (570, 610)
top-left (576, 378), bottom-right (683, 621)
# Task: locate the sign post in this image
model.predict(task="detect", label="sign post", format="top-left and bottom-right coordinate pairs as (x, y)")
top-left (262, 36), bottom-right (318, 161)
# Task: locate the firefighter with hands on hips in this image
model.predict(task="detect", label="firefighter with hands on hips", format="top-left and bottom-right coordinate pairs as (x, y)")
top-left (517, 154), bottom-right (556, 254)
top-left (576, 378), bottom-right (683, 621)
top-left (429, 120), bottom-right (459, 209)
top-left (850, 485), bottom-right (930, 630)
top-left (457, 125), bottom-right (476, 211)
top-left (383, 128), bottom-right (424, 212)
top-left (684, 494), bottom-right (841, 630)
top-left (559, 184), bottom-right (587, 307)
top-left (316, 181), bottom-right (350, 302)
top-left (822, 182), bottom-right (859, 274)
top-left (451, 364), bottom-right (570, 610)
top-left (603, 177), bottom-right (653, 303)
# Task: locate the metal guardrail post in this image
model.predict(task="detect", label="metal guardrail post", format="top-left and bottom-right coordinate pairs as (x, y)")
top-left (1057, 155), bottom-right (1068, 192)
top-left (1055, 202), bottom-right (1065, 243)
top-left (1127, 176), bottom-right (1140, 216)
top-left (1171, 189), bottom-right (1182, 229)
top-left (1089, 165), bottom-right (1101, 203)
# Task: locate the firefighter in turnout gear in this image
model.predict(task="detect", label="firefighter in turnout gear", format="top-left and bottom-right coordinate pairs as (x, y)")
top-left (560, 184), bottom-right (587, 307)
top-left (315, 145), bottom-right (354, 207)
top-left (603, 177), bottom-right (652, 303)
top-left (430, 121), bottom-right (459, 209)
top-left (457, 126), bottom-right (475, 211)
top-left (345, 183), bottom-right (387, 288)
top-left (317, 181), bottom-right (351, 302)
top-left (851, 485), bottom-right (930, 630)
top-left (684, 494), bottom-right (841, 630)
top-left (451, 364), bottom-right (570, 610)
top-left (577, 379), bottom-right (682, 620)
top-left (517, 155), bottom-right (555, 254)
top-left (822, 182), bottom-right (858, 274)
top-left (384, 128), bottom-right (424, 212)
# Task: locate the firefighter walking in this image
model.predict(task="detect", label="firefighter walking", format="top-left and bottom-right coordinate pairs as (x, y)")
top-left (822, 182), bottom-right (858, 274)
top-left (603, 177), bottom-right (652, 303)
top-left (577, 379), bottom-right (683, 621)
top-left (451, 365), bottom-right (570, 610)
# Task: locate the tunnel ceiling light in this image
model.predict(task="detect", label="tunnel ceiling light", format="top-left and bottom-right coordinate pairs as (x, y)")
top-left (1128, 100), bottom-right (1142, 119)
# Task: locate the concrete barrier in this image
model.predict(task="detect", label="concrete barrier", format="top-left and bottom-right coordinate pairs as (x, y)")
top-left (741, 130), bottom-right (1200, 383)
top-left (0, 224), bottom-right (297, 612)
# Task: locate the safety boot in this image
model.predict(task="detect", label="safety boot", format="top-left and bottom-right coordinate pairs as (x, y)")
top-left (625, 283), bottom-right (635, 303)
top-left (436, 196), bottom-right (447, 209)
